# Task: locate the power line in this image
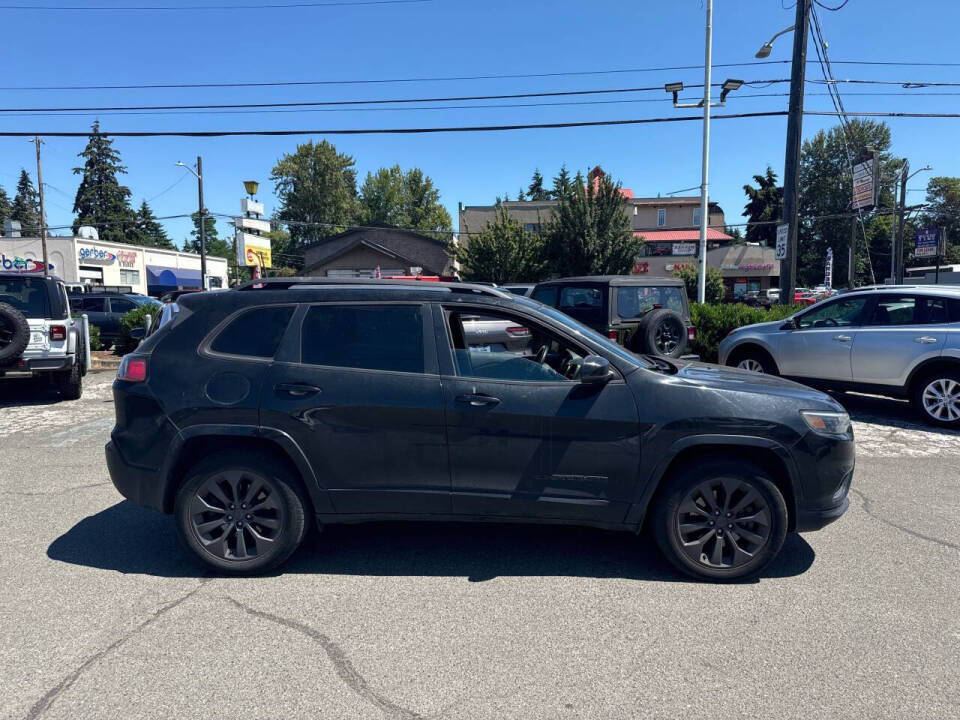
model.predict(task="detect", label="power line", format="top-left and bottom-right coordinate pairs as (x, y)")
top-left (0, 0), bottom-right (429, 9)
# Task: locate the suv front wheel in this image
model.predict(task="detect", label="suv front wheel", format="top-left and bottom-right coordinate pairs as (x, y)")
top-left (175, 451), bottom-right (309, 574)
top-left (912, 371), bottom-right (960, 428)
top-left (651, 460), bottom-right (788, 581)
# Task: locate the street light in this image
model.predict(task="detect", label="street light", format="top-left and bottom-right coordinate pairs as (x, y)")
top-left (755, 25), bottom-right (795, 58)
top-left (243, 180), bottom-right (259, 199)
top-left (176, 158), bottom-right (207, 290)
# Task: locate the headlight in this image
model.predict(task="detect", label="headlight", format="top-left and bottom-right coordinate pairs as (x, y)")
top-left (800, 410), bottom-right (851, 436)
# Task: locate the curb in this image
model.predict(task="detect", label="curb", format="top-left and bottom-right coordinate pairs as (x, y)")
top-left (90, 356), bottom-right (121, 372)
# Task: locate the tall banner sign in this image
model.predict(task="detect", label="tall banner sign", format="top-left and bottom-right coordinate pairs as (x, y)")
top-left (824, 248), bottom-right (834, 289)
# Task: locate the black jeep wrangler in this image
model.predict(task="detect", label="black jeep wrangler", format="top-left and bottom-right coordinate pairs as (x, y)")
top-left (530, 276), bottom-right (695, 358)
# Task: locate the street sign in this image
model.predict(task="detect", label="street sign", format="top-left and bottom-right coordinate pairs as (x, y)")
top-left (915, 229), bottom-right (939, 259)
top-left (852, 154), bottom-right (877, 210)
top-left (775, 224), bottom-right (788, 260)
top-left (824, 248), bottom-right (833, 289)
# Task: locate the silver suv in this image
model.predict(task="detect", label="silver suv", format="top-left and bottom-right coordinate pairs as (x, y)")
top-left (718, 286), bottom-right (960, 427)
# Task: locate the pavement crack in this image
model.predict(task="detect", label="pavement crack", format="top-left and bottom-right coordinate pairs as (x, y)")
top-left (23, 581), bottom-right (208, 720)
top-left (223, 596), bottom-right (422, 719)
top-left (9, 482), bottom-right (112, 497)
top-left (850, 488), bottom-right (960, 552)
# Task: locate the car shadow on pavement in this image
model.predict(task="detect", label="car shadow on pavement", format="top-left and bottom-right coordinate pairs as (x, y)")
top-left (0, 378), bottom-right (60, 408)
top-left (48, 500), bottom-right (816, 584)
top-left (834, 391), bottom-right (960, 436)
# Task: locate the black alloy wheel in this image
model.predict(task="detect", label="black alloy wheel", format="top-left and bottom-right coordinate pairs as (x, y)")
top-left (175, 451), bottom-right (308, 574)
top-left (654, 323), bottom-right (680, 356)
top-left (652, 460), bottom-right (788, 581)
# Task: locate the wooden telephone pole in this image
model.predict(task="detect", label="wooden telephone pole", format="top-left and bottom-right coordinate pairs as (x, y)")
top-left (32, 136), bottom-right (49, 276)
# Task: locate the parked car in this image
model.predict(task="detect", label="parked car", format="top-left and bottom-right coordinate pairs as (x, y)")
top-left (766, 288), bottom-right (781, 304)
top-left (719, 286), bottom-right (960, 427)
top-left (107, 277), bottom-right (853, 580)
top-left (461, 314), bottom-right (532, 353)
top-left (0, 273), bottom-right (89, 398)
top-left (530, 276), bottom-right (696, 359)
top-left (501, 284), bottom-right (535, 297)
top-left (794, 292), bottom-right (818, 306)
top-left (68, 292), bottom-right (160, 346)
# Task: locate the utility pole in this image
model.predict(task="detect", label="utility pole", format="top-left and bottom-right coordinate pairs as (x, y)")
top-left (696, 0), bottom-right (713, 305)
top-left (895, 159), bottom-right (909, 284)
top-left (32, 136), bottom-right (49, 276)
top-left (196, 155), bottom-right (207, 289)
top-left (848, 216), bottom-right (856, 289)
top-left (778, 0), bottom-right (810, 305)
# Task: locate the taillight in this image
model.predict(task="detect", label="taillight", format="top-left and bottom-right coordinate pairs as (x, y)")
top-left (117, 355), bottom-right (148, 382)
top-left (506, 326), bottom-right (530, 336)
top-left (608, 329), bottom-right (619, 340)
top-left (688, 326), bottom-right (696, 342)
top-left (49, 325), bottom-right (66, 342)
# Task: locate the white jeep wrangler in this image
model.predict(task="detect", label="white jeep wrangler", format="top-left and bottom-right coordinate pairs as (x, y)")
top-left (0, 273), bottom-right (90, 399)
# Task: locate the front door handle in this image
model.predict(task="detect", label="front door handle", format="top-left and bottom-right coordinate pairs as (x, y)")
top-left (833, 335), bottom-right (852, 342)
top-left (456, 393), bottom-right (501, 407)
top-left (915, 336), bottom-right (938, 344)
top-left (275, 383), bottom-right (322, 397)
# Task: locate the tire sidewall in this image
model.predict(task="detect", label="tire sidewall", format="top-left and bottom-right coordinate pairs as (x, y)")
top-left (174, 451), bottom-right (309, 575)
top-left (652, 461), bottom-right (789, 581)
top-left (912, 371), bottom-right (960, 428)
top-left (0, 302), bottom-right (31, 366)
top-left (58, 364), bottom-right (82, 400)
top-left (730, 348), bottom-right (779, 376)
top-left (640, 309), bottom-right (686, 358)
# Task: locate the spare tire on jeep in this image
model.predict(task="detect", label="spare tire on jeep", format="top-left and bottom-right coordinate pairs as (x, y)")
top-left (634, 308), bottom-right (686, 358)
top-left (0, 302), bottom-right (30, 367)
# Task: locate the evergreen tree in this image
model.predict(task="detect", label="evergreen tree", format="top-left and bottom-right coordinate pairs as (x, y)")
top-left (450, 206), bottom-right (547, 283)
top-left (183, 210), bottom-right (223, 253)
top-left (742, 166), bottom-right (783, 247)
top-left (11, 169), bottom-right (41, 235)
top-left (551, 165), bottom-right (574, 200)
top-left (544, 171), bottom-right (639, 276)
top-left (0, 184), bottom-right (11, 233)
top-left (921, 177), bottom-right (960, 263)
top-left (527, 169), bottom-right (550, 201)
top-left (72, 121), bottom-right (136, 242)
top-left (517, 187), bottom-right (526, 202)
top-left (130, 200), bottom-right (174, 249)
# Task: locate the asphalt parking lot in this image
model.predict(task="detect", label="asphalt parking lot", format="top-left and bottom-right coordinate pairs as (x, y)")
top-left (1, 371), bottom-right (958, 719)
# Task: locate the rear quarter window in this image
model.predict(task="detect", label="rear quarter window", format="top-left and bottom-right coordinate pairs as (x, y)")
top-left (209, 305), bottom-right (295, 359)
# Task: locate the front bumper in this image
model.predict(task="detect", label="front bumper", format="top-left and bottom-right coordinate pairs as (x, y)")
top-left (791, 430), bottom-right (855, 532)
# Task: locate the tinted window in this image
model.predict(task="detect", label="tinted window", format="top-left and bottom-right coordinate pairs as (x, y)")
top-left (0, 277), bottom-right (50, 317)
top-left (211, 305), bottom-right (294, 358)
top-left (617, 286), bottom-right (685, 318)
top-left (796, 297), bottom-right (869, 329)
top-left (949, 298), bottom-right (960, 323)
top-left (920, 297), bottom-right (949, 324)
top-left (558, 285), bottom-right (606, 327)
top-left (869, 296), bottom-right (917, 326)
top-left (110, 298), bottom-right (137, 315)
top-left (81, 297), bottom-right (108, 312)
top-left (531, 286), bottom-right (558, 307)
top-left (301, 305), bottom-right (424, 374)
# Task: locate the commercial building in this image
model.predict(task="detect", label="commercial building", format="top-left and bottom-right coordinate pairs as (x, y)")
top-left (708, 243), bottom-right (780, 299)
top-left (0, 228), bottom-right (229, 295)
top-left (302, 224), bottom-right (455, 278)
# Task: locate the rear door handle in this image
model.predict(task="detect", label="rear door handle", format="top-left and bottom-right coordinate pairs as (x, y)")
top-left (456, 393), bottom-right (501, 407)
top-left (833, 335), bottom-right (852, 342)
top-left (275, 383), bottom-right (322, 397)
top-left (915, 336), bottom-right (938, 344)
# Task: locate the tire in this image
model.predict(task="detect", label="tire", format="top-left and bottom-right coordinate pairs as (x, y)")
top-left (635, 308), bottom-right (686, 358)
top-left (57, 364), bottom-right (83, 400)
top-left (174, 450), bottom-right (309, 575)
top-left (650, 460), bottom-right (788, 581)
top-left (911, 370), bottom-right (960, 428)
top-left (728, 346), bottom-right (779, 375)
top-left (0, 302), bottom-right (30, 367)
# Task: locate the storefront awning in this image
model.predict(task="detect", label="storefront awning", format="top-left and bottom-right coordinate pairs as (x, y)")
top-left (146, 265), bottom-right (202, 289)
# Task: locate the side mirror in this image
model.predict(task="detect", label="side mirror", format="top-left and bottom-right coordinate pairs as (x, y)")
top-left (130, 327), bottom-right (145, 340)
top-left (579, 355), bottom-right (612, 384)
top-left (780, 319), bottom-right (796, 331)
top-left (144, 313), bottom-right (153, 336)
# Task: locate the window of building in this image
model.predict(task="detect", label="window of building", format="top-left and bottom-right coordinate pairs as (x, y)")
top-left (301, 304), bottom-right (424, 374)
top-left (524, 223), bottom-right (540, 233)
top-left (657, 208), bottom-right (666, 227)
top-left (78, 266), bottom-right (104, 284)
top-left (210, 305), bottom-right (295, 358)
top-left (207, 276), bottom-right (223, 289)
top-left (693, 208), bottom-right (702, 226)
top-left (120, 269), bottom-right (140, 286)
top-left (643, 242), bottom-right (674, 257)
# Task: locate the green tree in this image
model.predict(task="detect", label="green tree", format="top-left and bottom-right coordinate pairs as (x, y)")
top-left (798, 119), bottom-right (898, 287)
top-left (527, 169), bottom-right (550, 201)
top-left (450, 206), bottom-right (546, 283)
top-left (921, 176), bottom-right (960, 263)
top-left (517, 187), bottom-right (526, 202)
top-left (359, 165), bottom-right (453, 236)
top-left (271, 140), bottom-right (359, 251)
top-left (11, 169), bottom-right (41, 235)
top-left (742, 166), bottom-right (783, 247)
top-left (183, 211), bottom-right (232, 259)
top-left (129, 200), bottom-right (175, 249)
top-left (0, 184), bottom-right (11, 232)
top-left (72, 120), bottom-right (136, 242)
top-left (551, 165), bottom-right (574, 200)
top-left (543, 170), bottom-right (639, 276)
top-left (674, 265), bottom-right (725, 305)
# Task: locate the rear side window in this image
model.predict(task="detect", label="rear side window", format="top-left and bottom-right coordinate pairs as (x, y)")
top-left (110, 298), bottom-right (137, 315)
top-left (531, 286), bottom-right (558, 307)
top-left (301, 304), bottom-right (424, 374)
top-left (210, 305), bottom-right (295, 359)
top-left (950, 298), bottom-right (960, 323)
top-left (868, 296), bottom-right (917, 326)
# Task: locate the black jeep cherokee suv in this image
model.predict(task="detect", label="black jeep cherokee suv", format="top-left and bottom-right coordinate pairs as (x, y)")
top-left (106, 278), bottom-right (854, 581)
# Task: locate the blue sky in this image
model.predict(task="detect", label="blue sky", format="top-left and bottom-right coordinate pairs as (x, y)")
top-left (1, 0), bottom-right (958, 247)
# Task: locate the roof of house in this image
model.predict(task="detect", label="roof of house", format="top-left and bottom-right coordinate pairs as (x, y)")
top-left (634, 229), bottom-right (734, 241)
top-left (303, 236), bottom-right (443, 275)
top-left (302, 223), bottom-right (448, 253)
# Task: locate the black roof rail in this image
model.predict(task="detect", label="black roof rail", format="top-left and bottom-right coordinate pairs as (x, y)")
top-left (235, 276), bottom-right (511, 299)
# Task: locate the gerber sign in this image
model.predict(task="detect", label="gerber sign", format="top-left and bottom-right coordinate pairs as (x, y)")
top-left (78, 247), bottom-right (117, 264)
top-left (0, 254), bottom-right (47, 273)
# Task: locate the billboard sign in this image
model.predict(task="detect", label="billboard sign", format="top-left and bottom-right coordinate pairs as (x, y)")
top-left (852, 152), bottom-right (877, 210)
top-left (915, 229), bottom-right (939, 259)
top-left (235, 231), bottom-right (272, 269)
top-left (673, 242), bottom-right (697, 256)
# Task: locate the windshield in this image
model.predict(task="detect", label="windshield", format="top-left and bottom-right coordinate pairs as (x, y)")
top-left (515, 296), bottom-right (648, 368)
top-left (617, 286), bottom-right (685, 318)
top-left (0, 276), bottom-right (49, 318)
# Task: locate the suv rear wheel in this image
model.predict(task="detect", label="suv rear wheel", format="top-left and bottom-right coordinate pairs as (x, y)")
top-left (174, 451), bottom-right (309, 574)
top-left (651, 460), bottom-right (788, 581)
top-left (56, 365), bottom-right (82, 400)
top-left (912, 370), bottom-right (960, 428)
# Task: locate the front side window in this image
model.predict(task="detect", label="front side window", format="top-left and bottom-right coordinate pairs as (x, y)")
top-left (0, 277), bottom-right (50, 318)
top-left (446, 309), bottom-right (585, 382)
top-left (796, 296), bottom-right (869, 329)
top-left (868, 296), bottom-right (917, 326)
top-left (301, 304), bottom-right (424, 374)
top-left (530, 286), bottom-right (558, 307)
top-left (210, 305), bottom-right (295, 359)
top-left (617, 286), bottom-right (685, 318)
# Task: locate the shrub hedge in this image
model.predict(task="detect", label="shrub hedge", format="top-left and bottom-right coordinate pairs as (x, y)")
top-left (118, 304), bottom-right (160, 355)
top-left (690, 302), bottom-right (802, 363)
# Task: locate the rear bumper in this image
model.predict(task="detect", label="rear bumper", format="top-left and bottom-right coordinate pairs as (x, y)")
top-left (0, 355), bottom-right (75, 376)
top-left (105, 439), bottom-right (167, 512)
